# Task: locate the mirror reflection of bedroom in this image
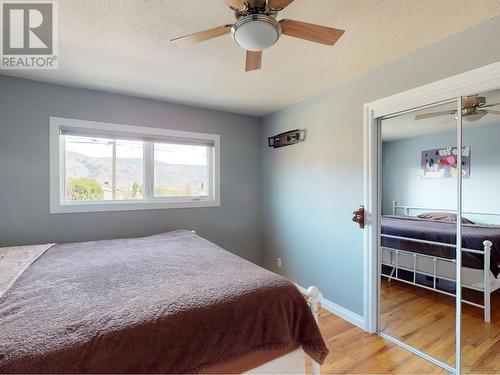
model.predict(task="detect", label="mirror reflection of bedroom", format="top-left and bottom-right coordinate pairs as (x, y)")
top-left (380, 101), bottom-right (458, 368)
top-left (379, 89), bottom-right (500, 372)
top-left (461, 89), bottom-right (500, 373)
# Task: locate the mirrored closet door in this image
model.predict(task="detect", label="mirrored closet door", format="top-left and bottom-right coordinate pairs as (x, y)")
top-left (460, 89), bottom-right (500, 373)
top-left (378, 100), bottom-right (460, 371)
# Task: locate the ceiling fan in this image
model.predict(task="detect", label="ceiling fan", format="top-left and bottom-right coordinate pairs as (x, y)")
top-left (415, 95), bottom-right (500, 122)
top-left (170, 0), bottom-right (345, 72)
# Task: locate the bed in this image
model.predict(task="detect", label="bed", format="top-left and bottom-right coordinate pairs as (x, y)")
top-left (380, 202), bottom-right (500, 323)
top-left (0, 230), bottom-right (328, 373)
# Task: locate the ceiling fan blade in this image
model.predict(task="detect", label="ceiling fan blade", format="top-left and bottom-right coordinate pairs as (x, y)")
top-left (170, 25), bottom-right (232, 45)
top-left (268, 0), bottom-right (294, 10)
top-left (245, 50), bottom-right (262, 72)
top-left (486, 110), bottom-right (500, 115)
top-left (279, 19), bottom-right (344, 46)
top-left (224, 0), bottom-right (246, 10)
top-left (480, 102), bottom-right (500, 108)
top-left (415, 110), bottom-right (456, 120)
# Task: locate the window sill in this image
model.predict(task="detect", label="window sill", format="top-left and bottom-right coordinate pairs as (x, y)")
top-left (50, 199), bottom-right (221, 214)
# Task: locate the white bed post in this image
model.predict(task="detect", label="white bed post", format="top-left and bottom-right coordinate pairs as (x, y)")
top-left (392, 201), bottom-right (397, 215)
top-left (483, 240), bottom-right (493, 323)
top-left (306, 286), bottom-right (321, 375)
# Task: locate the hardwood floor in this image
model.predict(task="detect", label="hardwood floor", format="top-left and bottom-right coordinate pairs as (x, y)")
top-left (461, 288), bottom-right (500, 373)
top-left (380, 279), bottom-right (457, 368)
top-left (304, 304), bottom-right (445, 373)
top-left (306, 280), bottom-right (500, 373)
top-left (379, 279), bottom-right (500, 373)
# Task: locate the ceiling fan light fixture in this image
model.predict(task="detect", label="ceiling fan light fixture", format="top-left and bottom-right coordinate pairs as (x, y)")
top-left (231, 14), bottom-right (281, 51)
top-left (463, 110), bottom-right (488, 122)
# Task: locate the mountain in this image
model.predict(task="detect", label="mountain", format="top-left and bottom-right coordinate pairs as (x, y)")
top-left (66, 151), bottom-right (208, 197)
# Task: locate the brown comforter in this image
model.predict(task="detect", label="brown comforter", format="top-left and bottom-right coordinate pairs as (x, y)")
top-left (0, 230), bottom-right (328, 373)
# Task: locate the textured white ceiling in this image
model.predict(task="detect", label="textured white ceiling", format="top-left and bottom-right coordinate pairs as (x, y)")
top-left (3, 0), bottom-right (500, 116)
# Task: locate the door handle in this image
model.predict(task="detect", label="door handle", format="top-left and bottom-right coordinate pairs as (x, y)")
top-left (352, 205), bottom-right (365, 229)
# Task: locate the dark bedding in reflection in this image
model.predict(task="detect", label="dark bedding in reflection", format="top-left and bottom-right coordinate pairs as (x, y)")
top-left (381, 215), bottom-right (500, 276)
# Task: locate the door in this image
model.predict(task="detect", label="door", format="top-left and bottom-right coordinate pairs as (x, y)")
top-left (377, 100), bottom-right (461, 372)
top-left (459, 89), bottom-right (500, 373)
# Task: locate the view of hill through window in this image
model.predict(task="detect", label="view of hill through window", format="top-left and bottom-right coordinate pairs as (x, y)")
top-left (64, 135), bottom-right (209, 201)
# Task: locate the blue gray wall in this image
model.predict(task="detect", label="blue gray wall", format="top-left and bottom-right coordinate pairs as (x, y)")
top-left (0, 76), bottom-right (262, 263)
top-left (2, 15), bottom-right (500, 319)
top-left (260, 16), bottom-right (500, 316)
top-left (382, 123), bottom-right (500, 224)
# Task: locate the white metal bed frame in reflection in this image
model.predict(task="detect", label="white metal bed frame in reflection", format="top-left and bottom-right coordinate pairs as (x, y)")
top-left (380, 201), bottom-right (500, 323)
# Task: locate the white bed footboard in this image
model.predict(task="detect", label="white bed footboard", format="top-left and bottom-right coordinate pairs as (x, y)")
top-left (380, 237), bottom-right (497, 323)
top-left (386, 201), bottom-right (500, 323)
top-left (392, 200), bottom-right (500, 223)
top-left (306, 286), bottom-right (321, 375)
top-left (247, 285), bottom-right (323, 375)
top-left (243, 348), bottom-right (305, 374)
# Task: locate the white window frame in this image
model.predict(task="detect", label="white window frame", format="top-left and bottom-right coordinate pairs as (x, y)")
top-left (50, 117), bottom-right (220, 213)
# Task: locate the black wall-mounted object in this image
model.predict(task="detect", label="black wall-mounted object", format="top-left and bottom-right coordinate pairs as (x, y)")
top-left (268, 129), bottom-right (306, 149)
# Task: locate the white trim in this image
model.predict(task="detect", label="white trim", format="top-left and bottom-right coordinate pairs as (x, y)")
top-left (379, 332), bottom-right (456, 374)
top-left (392, 201), bottom-right (500, 218)
top-left (53, 116), bottom-right (218, 144)
top-left (366, 61), bottom-right (500, 119)
top-left (363, 60), bottom-right (500, 374)
top-left (363, 105), bottom-right (379, 334)
top-left (455, 96), bottom-right (463, 374)
top-left (49, 116), bottom-right (221, 213)
top-left (295, 284), bottom-right (366, 330)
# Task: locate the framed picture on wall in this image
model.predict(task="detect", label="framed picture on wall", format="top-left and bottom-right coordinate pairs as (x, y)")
top-left (420, 146), bottom-right (471, 179)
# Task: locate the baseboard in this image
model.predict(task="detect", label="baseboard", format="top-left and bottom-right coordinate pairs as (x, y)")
top-left (295, 283), bottom-right (366, 331)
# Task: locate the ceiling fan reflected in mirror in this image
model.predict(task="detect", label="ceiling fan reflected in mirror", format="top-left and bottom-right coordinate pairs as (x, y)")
top-left (415, 95), bottom-right (500, 122)
top-left (170, 0), bottom-right (345, 72)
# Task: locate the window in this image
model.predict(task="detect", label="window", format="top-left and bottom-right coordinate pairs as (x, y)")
top-left (153, 143), bottom-right (209, 198)
top-left (50, 117), bottom-right (220, 213)
top-left (65, 136), bottom-right (144, 202)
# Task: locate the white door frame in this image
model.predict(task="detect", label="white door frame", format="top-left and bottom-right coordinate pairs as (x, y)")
top-left (363, 60), bottom-right (500, 372)
top-left (363, 60), bottom-right (500, 334)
